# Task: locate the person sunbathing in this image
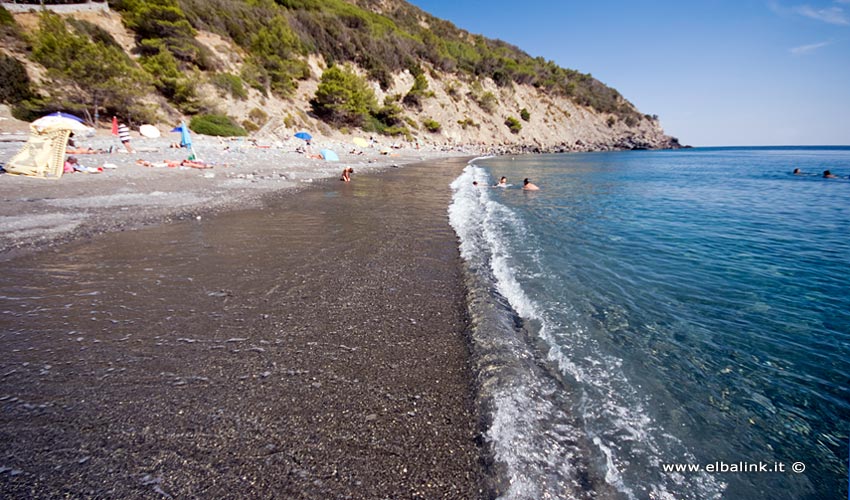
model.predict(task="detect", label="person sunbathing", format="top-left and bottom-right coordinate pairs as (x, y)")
top-left (65, 157), bottom-right (102, 173)
top-left (66, 147), bottom-right (106, 154)
top-left (136, 159), bottom-right (175, 168)
top-left (181, 159), bottom-right (209, 169)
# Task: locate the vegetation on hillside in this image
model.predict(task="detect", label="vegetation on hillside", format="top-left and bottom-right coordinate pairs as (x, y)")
top-left (0, 0), bottom-right (655, 133)
top-left (403, 72), bottom-right (433, 110)
top-left (189, 113), bottom-right (247, 136)
top-left (24, 11), bottom-right (154, 122)
top-left (177, 0), bottom-right (642, 119)
top-left (309, 65), bottom-right (376, 127)
top-left (0, 4), bottom-right (22, 42)
top-left (505, 116), bottom-right (522, 134)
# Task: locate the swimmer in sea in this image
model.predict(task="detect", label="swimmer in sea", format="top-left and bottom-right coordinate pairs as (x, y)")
top-left (823, 170), bottom-right (838, 179)
top-left (522, 178), bottom-right (540, 191)
top-left (494, 176), bottom-right (508, 187)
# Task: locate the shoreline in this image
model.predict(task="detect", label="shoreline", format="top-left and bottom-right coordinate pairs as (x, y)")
top-left (0, 155), bottom-right (488, 498)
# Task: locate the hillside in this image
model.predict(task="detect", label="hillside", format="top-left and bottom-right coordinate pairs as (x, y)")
top-left (0, 0), bottom-right (682, 152)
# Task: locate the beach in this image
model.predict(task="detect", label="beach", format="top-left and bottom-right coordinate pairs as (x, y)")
top-left (0, 132), bottom-right (488, 498)
top-left (0, 128), bottom-right (476, 258)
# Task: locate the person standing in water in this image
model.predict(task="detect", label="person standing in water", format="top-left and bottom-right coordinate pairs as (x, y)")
top-left (522, 178), bottom-right (540, 190)
top-left (340, 167), bottom-right (354, 182)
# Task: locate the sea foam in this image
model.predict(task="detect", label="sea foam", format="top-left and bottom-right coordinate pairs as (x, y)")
top-left (449, 162), bottom-right (725, 500)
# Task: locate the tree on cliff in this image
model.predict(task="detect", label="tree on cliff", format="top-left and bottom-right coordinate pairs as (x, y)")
top-left (30, 11), bottom-right (153, 122)
top-left (310, 65), bottom-right (377, 127)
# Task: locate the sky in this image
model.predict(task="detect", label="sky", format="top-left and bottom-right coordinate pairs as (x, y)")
top-left (407, 0), bottom-right (850, 146)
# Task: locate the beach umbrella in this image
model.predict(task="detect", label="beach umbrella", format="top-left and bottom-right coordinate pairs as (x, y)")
top-left (171, 122), bottom-right (198, 159)
top-left (42, 111), bottom-right (85, 123)
top-left (352, 137), bottom-right (369, 148)
top-left (171, 122), bottom-right (192, 147)
top-left (139, 124), bottom-right (161, 138)
top-left (294, 132), bottom-right (312, 141)
top-left (319, 149), bottom-right (339, 162)
top-left (31, 115), bottom-right (92, 133)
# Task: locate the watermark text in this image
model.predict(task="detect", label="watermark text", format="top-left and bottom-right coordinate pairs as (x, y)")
top-left (661, 461), bottom-right (806, 474)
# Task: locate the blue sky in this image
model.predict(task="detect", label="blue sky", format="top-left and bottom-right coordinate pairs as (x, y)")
top-left (408, 0), bottom-right (850, 146)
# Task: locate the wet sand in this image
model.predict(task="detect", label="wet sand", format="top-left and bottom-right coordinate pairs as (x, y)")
top-left (0, 158), bottom-right (486, 498)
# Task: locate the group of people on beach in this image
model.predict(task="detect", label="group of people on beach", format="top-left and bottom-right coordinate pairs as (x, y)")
top-left (793, 168), bottom-right (846, 179)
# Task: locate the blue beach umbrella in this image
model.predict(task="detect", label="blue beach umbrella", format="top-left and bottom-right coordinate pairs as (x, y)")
top-left (294, 132), bottom-right (312, 141)
top-left (171, 122), bottom-right (193, 147)
top-left (171, 122), bottom-right (198, 159)
top-left (319, 149), bottom-right (339, 162)
top-left (43, 111), bottom-right (85, 123)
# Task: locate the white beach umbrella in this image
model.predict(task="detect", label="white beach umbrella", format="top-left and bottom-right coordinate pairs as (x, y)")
top-left (31, 115), bottom-right (93, 133)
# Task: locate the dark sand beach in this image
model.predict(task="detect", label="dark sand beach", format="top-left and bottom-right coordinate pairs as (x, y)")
top-left (0, 158), bottom-right (486, 498)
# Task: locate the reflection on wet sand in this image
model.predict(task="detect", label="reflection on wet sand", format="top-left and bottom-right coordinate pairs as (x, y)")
top-left (0, 158), bottom-right (485, 499)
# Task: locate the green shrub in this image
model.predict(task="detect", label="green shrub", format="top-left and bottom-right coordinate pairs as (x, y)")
top-left (66, 18), bottom-right (121, 49)
top-left (0, 5), bottom-right (21, 42)
top-left (606, 116), bottom-right (616, 127)
top-left (0, 5), bottom-right (13, 27)
top-left (139, 42), bottom-right (198, 110)
top-left (444, 80), bottom-right (461, 101)
top-left (249, 107), bottom-right (269, 126)
top-left (31, 11), bottom-right (153, 122)
top-left (422, 118), bottom-right (441, 133)
top-left (248, 14), bottom-right (306, 96)
top-left (189, 113), bottom-right (247, 136)
top-left (457, 117), bottom-right (479, 130)
top-left (403, 116), bottom-right (419, 130)
top-left (505, 116), bottom-right (522, 134)
top-left (373, 98), bottom-right (405, 128)
top-left (476, 91), bottom-right (498, 114)
top-left (384, 125), bottom-right (406, 136)
top-left (310, 64), bottom-right (377, 126)
top-left (520, 107), bottom-right (530, 121)
top-left (112, 0), bottom-right (209, 68)
top-left (210, 73), bottom-right (248, 99)
top-left (402, 73), bottom-right (433, 109)
top-left (240, 61), bottom-right (269, 95)
top-left (11, 96), bottom-right (53, 123)
top-left (0, 54), bottom-right (33, 104)
top-left (242, 119), bottom-right (260, 133)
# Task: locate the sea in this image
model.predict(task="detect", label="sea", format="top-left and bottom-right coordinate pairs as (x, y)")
top-left (448, 147), bottom-right (849, 500)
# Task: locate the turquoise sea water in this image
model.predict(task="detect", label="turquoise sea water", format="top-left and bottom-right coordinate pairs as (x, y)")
top-left (449, 147), bottom-right (849, 499)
